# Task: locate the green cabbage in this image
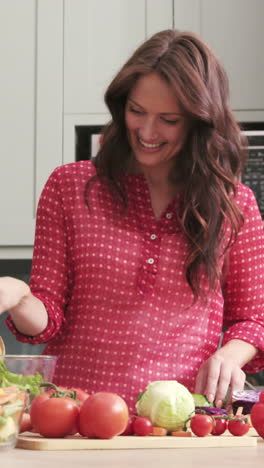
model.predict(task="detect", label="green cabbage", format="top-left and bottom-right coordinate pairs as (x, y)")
top-left (136, 380), bottom-right (195, 432)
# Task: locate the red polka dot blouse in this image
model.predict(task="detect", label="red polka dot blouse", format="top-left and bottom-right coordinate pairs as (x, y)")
top-left (7, 161), bottom-right (264, 412)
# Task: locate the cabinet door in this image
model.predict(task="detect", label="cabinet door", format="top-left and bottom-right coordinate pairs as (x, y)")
top-left (173, 0), bottom-right (264, 114)
top-left (200, 0), bottom-right (264, 113)
top-left (35, 0), bottom-right (63, 203)
top-left (0, 0), bottom-right (63, 249)
top-left (64, 0), bottom-right (146, 114)
top-left (0, 0), bottom-right (36, 245)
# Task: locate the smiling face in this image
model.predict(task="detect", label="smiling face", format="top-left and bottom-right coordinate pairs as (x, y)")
top-left (125, 72), bottom-right (189, 177)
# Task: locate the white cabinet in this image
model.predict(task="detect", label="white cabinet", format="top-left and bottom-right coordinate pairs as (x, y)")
top-left (2, 0), bottom-right (264, 253)
top-left (64, 0), bottom-right (172, 115)
top-left (173, 0), bottom-right (264, 120)
top-left (0, 0), bottom-right (63, 252)
top-left (0, 0), bottom-right (36, 247)
top-left (63, 0), bottom-right (172, 164)
top-left (0, 0), bottom-right (171, 253)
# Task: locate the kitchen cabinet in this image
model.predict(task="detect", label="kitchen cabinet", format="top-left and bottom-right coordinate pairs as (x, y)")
top-left (1, 0), bottom-right (264, 253)
top-left (0, 0), bottom-right (63, 251)
top-left (0, 0), bottom-right (172, 253)
top-left (0, 0), bottom-right (36, 247)
top-left (64, 0), bottom-right (172, 115)
top-left (63, 0), bottom-right (172, 163)
top-left (173, 0), bottom-right (264, 120)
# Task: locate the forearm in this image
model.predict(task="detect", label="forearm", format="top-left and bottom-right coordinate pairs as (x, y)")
top-left (218, 339), bottom-right (258, 368)
top-left (9, 292), bottom-right (48, 337)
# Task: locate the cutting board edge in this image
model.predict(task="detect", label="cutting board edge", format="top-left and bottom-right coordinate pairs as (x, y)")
top-left (16, 433), bottom-right (259, 451)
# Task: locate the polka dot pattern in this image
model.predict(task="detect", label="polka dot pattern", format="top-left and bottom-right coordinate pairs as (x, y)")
top-left (6, 161), bottom-right (264, 412)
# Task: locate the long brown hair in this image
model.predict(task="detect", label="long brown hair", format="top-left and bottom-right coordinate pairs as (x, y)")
top-left (85, 29), bottom-right (248, 298)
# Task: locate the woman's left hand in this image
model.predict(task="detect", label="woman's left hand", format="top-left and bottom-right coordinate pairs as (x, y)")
top-left (194, 339), bottom-right (257, 407)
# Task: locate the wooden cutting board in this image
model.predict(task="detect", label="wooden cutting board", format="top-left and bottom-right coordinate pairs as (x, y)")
top-left (17, 429), bottom-right (260, 450)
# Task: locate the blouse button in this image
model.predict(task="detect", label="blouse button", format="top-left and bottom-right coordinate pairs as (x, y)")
top-left (147, 258), bottom-right (154, 264)
top-left (166, 213), bottom-right (173, 219)
top-left (150, 234), bottom-right (157, 240)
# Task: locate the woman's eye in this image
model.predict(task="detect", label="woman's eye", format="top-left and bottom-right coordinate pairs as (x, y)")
top-left (162, 118), bottom-right (179, 125)
top-left (129, 107), bottom-right (143, 115)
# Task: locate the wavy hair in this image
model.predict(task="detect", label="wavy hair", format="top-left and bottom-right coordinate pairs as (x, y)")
top-left (85, 29), bottom-right (248, 299)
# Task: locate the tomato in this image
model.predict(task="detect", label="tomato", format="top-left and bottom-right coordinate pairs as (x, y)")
top-left (30, 395), bottom-right (79, 438)
top-left (211, 418), bottom-right (227, 436)
top-left (30, 392), bottom-right (51, 428)
top-left (250, 401), bottom-right (264, 439)
top-left (78, 392), bottom-right (129, 439)
top-left (259, 391), bottom-right (264, 404)
top-left (190, 414), bottom-right (214, 437)
top-left (227, 418), bottom-right (250, 436)
top-left (19, 412), bottom-right (33, 433)
top-left (121, 414), bottom-right (136, 435)
top-left (70, 387), bottom-right (89, 404)
top-left (44, 385), bottom-right (89, 404)
top-left (133, 417), bottom-right (153, 436)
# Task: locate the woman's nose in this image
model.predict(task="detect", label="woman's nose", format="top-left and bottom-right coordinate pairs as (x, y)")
top-left (140, 117), bottom-right (158, 140)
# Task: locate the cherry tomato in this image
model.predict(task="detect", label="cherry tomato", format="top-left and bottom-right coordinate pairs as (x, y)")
top-left (121, 414), bottom-right (136, 435)
top-left (78, 392), bottom-right (129, 439)
top-left (190, 414), bottom-right (214, 437)
top-left (133, 417), bottom-right (153, 436)
top-left (250, 401), bottom-right (264, 439)
top-left (227, 418), bottom-right (250, 436)
top-left (211, 418), bottom-right (227, 436)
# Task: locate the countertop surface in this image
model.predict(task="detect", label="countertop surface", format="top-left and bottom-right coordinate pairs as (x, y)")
top-left (2, 443), bottom-right (264, 468)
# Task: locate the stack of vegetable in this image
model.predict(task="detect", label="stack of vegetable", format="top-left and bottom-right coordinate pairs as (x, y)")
top-left (7, 377), bottom-right (264, 440)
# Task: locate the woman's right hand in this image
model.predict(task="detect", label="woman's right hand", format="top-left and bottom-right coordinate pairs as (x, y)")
top-left (0, 276), bottom-right (30, 314)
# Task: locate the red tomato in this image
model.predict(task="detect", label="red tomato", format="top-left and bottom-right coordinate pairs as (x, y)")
top-left (70, 387), bottom-right (89, 404)
top-left (190, 414), bottom-right (214, 437)
top-left (211, 418), bottom-right (227, 436)
top-left (30, 396), bottom-right (79, 438)
top-left (259, 391), bottom-right (264, 404)
top-left (227, 418), bottom-right (250, 436)
top-left (121, 415), bottom-right (136, 435)
top-left (250, 401), bottom-right (264, 439)
top-left (19, 412), bottom-right (33, 433)
top-left (133, 416), bottom-right (153, 436)
top-left (30, 392), bottom-right (51, 428)
top-left (45, 385), bottom-right (89, 404)
top-left (78, 392), bottom-right (129, 439)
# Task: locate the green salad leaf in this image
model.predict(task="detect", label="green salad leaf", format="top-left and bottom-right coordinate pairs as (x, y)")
top-left (0, 361), bottom-right (43, 396)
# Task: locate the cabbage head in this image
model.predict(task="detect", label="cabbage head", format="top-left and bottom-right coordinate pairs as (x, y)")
top-left (136, 380), bottom-right (195, 432)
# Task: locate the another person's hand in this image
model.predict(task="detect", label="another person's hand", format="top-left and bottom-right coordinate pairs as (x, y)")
top-left (0, 276), bottom-right (30, 314)
top-left (194, 344), bottom-right (246, 408)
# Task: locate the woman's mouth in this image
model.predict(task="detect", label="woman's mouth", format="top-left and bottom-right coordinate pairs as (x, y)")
top-left (138, 136), bottom-right (165, 151)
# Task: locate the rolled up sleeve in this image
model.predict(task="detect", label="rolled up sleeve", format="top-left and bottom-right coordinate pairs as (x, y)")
top-left (6, 167), bottom-right (69, 344)
top-left (222, 186), bottom-right (264, 373)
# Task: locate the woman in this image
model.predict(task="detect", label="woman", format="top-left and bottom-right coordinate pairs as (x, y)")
top-left (0, 30), bottom-right (263, 412)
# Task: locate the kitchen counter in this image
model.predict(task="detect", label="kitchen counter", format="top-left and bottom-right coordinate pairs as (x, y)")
top-left (2, 443), bottom-right (264, 468)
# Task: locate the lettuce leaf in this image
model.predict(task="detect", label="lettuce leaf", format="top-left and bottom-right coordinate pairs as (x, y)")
top-left (0, 361), bottom-right (43, 396)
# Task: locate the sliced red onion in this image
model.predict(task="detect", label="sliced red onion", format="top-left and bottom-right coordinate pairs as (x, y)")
top-left (232, 390), bottom-right (261, 403)
top-left (195, 406), bottom-right (229, 416)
